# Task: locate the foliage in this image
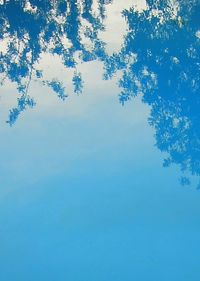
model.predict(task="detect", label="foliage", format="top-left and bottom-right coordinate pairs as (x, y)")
top-left (1, 0), bottom-right (200, 184)
top-left (103, 0), bottom-right (200, 182)
top-left (0, 0), bottom-right (111, 124)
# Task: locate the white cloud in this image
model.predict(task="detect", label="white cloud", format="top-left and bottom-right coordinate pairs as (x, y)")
top-left (195, 30), bottom-right (200, 39)
top-left (99, 0), bottom-right (147, 54)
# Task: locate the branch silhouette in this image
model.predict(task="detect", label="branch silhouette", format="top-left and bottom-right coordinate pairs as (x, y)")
top-left (0, 0), bottom-right (111, 124)
top-left (103, 0), bottom-right (200, 184)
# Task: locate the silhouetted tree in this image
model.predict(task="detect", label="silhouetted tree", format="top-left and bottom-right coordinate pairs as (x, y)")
top-left (1, 0), bottom-right (200, 184)
top-left (103, 0), bottom-right (200, 183)
top-left (0, 0), bottom-right (111, 124)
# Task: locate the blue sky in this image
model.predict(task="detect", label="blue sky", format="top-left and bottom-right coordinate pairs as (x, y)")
top-left (0, 71), bottom-right (200, 280)
top-left (0, 1), bottom-right (200, 280)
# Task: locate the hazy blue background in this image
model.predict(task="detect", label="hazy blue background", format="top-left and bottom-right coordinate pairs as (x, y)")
top-left (0, 72), bottom-right (200, 281)
top-left (0, 1), bottom-right (200, 280)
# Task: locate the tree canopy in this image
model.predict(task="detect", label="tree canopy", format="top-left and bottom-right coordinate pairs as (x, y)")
top-left (0, 0), bottom-right (200, 184)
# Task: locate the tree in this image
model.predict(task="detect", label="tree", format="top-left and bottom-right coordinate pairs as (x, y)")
top-left (103, 0), bottom-right (200, 183)
top-left (0, 0), bottom-right (111, 124)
